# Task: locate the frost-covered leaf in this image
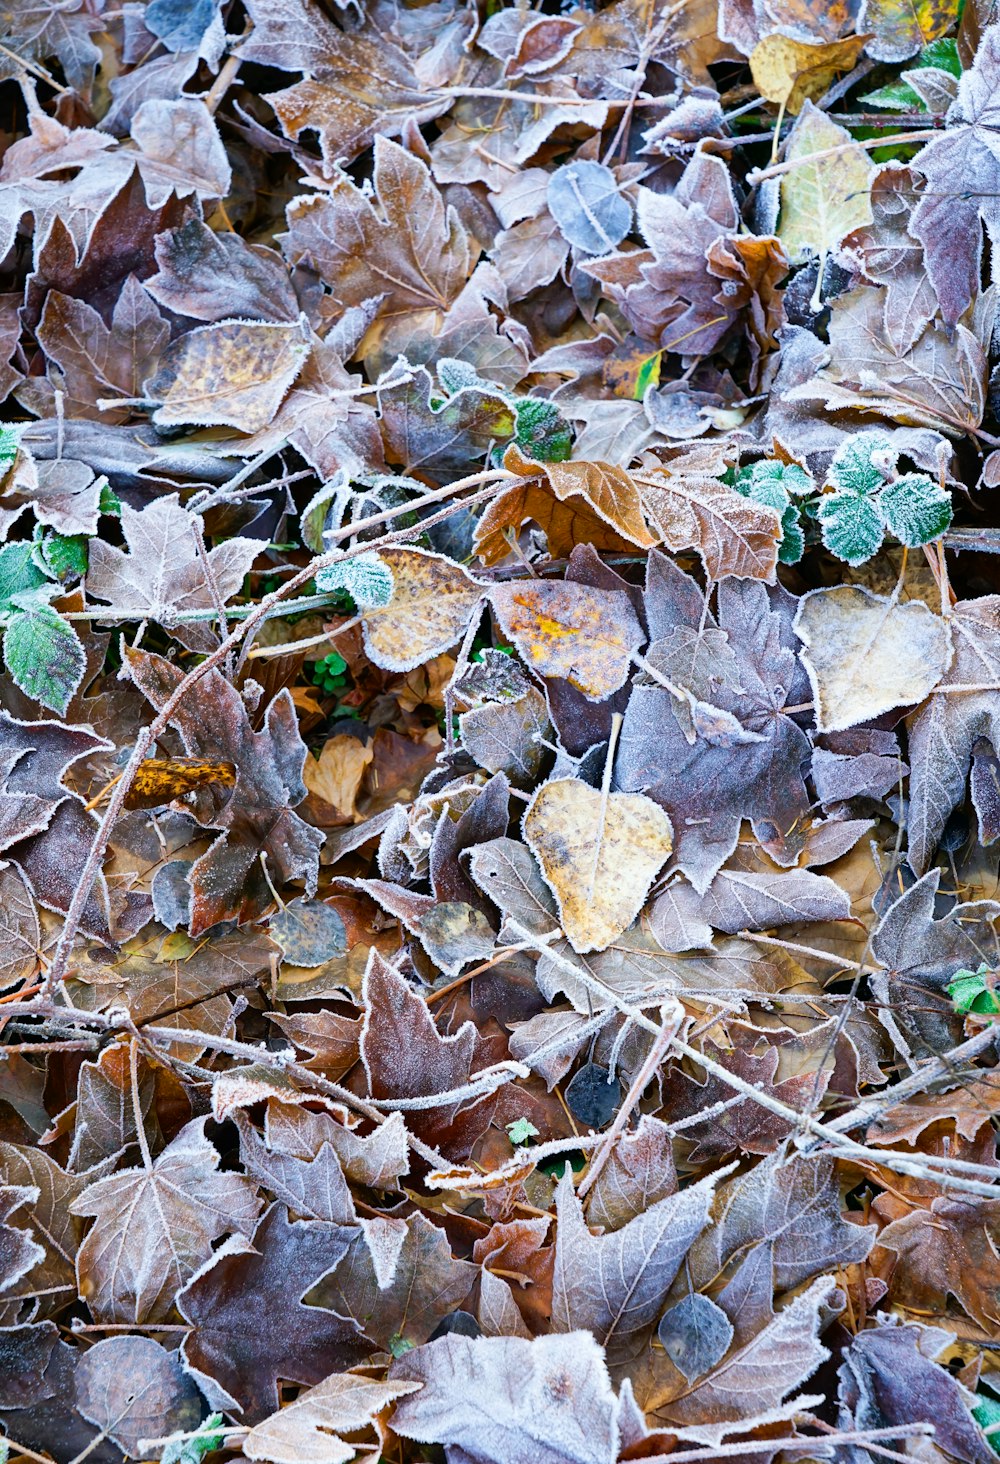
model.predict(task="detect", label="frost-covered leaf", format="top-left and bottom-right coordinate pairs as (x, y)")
top-left (547, 161), bottom-right (632, 254)
top-left (794, 585), bottom-right (953, 732)
top-left (523, 777), bottom-right (673, 954)
top-left (3, 595), bottom-right (85, 716)
top-left (879, 472), bottom-right (953, 546)
top-left (315, 552), bottom-right (395, 610)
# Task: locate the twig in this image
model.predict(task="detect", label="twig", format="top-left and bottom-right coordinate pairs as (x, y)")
top-left (39, 467), bottom-right (516, 994)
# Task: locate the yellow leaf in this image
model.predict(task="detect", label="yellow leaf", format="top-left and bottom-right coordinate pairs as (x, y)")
top-left (750, 33), bottom-right (868, 112)
top-left (146, 316), bottom-right (311, 432)
top-left (523, 777), bottom-right (673, 953)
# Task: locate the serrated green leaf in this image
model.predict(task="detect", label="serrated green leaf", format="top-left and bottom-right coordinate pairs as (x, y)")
top-left (0, 541), bottom-right (48, 612)
top-left (827, 432), bottom-right (896, 496)
top-left (3, 600), bottom-right (86, 715)
top-left (879, 472), bottom-right (953, 546)
top-left (34, 530), bottom-right (89, 582)
top-left (778, 508), bottom-right (806, 564)
top-left (316, 551), bottom-right (395, 609)
top-left (817, 491), bottom-right (885, 565)
top-left (736, 459), bottom-right (814, 497)
top-left (860, 79), bottom-right (924, 110)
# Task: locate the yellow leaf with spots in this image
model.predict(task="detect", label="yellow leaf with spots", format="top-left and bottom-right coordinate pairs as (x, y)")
top-left (145, 316), bottom-right (312, 432)
top-left (125, 757), bottom-right (237, 810)
top-left (523, 777), bottom-right (673, 953)
top-left (490, 580), bottom-right (644, 701)
top-left (359, 547), bottom-right (484, 674)
top-left (750, 33), bottom-right (867, 112)
top-left (863, 0), bottom-right (958, 62)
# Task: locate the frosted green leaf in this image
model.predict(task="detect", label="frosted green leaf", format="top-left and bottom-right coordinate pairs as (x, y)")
top-left (0, 423), bottom-right (22, 465)
top-left (506, 1117), bottom-right (540, 1145)
top-left (3, 596), bottom-right (86, 715)
top-left (0, 542), bottom-right (47, 612)
top-left (316, 552), bottom-right (394, 609)
top-left (778, 509), bottom-right (805, 564)
top-left (514, 398), bottom-right (572, 462)
top-left (162, 1414), bottom-right (226, 1464)
top-left (879, 472), bottom-right (952, 546)
top-left (438, 358), bottom-right (489, 394)
top-left (736, 459), bottom-right (814, 497)
top-left (34, 530), bottom-right (88, 583)
top-left (817, 492), bottom-right (885, 565)
top-left (827, 432), bottom-right (896, 496)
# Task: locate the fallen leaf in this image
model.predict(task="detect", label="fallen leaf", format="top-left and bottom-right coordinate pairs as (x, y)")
top-left (490, 581), bottom-right (644, 700)
top-left (145, 316), bottom-right (312, 432)
top-left (794, 584), bottom-right (953, 733)
top-left (523, 776), bottom-right (673, 954)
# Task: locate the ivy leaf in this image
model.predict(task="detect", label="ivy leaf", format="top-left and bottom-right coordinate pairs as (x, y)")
top-left (315, 552), bottom-right (395, 610)
top-left (3, 593), bottom-right (85, 716)
top-left (816, 491), bottom-right (886, 566)
top-left (879, 472), bottom-right (953, 546)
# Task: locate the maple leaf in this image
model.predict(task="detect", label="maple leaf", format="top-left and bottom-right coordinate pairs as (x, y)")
top-left (315, 1211), bottom-right (478, 1352)
top-left (19, 276), bottom-right (169, 426)
top-left (616, 569), bottom-right (812, 891)
top-left (0, 0), bottom-right (104, 91)
top-left (909, 24), bottom-right (1000, 323)
top-left (786, 282), bottom-right (988, 435)
top-left (86, 496), bottom-right (261, 653)
top-left (70, 1116), bottom-right (262, 1324)
top-left (145, 217), bottom-right (301, 324)
top-left (125, 648), bottom-right (324, 934)
top-left (0, 710), bottom-right (115, 942)
top-left (283, 138), bottom-right (473, 332)
top-left (391, 1332), bottom-right (621, 1464)
top-left (179, 1203), bottom-right (368, 1423)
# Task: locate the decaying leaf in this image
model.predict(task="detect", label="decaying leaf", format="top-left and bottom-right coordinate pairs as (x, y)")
top-left (523, 776), bottom-right (673, 953)
top-left (794, 585), bottom-right (953, 733)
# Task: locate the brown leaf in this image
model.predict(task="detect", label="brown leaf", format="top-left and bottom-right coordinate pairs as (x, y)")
top-left (358, 548), bottom-right (484, 675)
top-left (71, 1116), bottom-right (262, 1323)
top-left (145, 316), bottom-right (312, 432)
top-left (125, 648), bottom-right (324, 934)
top-left (243, 1372), bottom-right (422, 1464)
top-left (178, 1203), bottom-right (368, 1423)
top-left (523, 776), bottom-right (673, 954)
top-left (635, 463), bottom-right (782, 582)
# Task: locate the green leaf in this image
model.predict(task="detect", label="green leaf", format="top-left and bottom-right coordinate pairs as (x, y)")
top-left (506, 1117), bottom-right (540, 1145)
top-left (0, 541), bottom-right (48, 613)
top-left (514, 398), bottom-right (573, 462)
top-left (736, 459), bottom-right (814, 497)
top-left (827, 432), bottom-right (896, 496)
top-left (778, 507), bottom-right (806, 564)
top-left (34, 530), bottom-right (89, 582)
top-left (162, 1414), bottom-right (227, 1464)
top-left (947, 964), bottom-right (1000, 1016)
top-left (917, 37), bottom-right (961, 75)
top-left (98, 481), bottom-right (122, 516)
top-left (879, 472), bottom-right (952, 546)
top-left (972, 1393), bottom-right (1000, 1455)
top-left (0, 422), bottom-right (23, 467)
top-left (861, 79), bottom-right (926, 110)
top-left (315, 552), bottom-right (395, 609)
top-left (3, 597), bottom-right (86, 715)
top-left (817, 491), bottom-right (885, 565)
